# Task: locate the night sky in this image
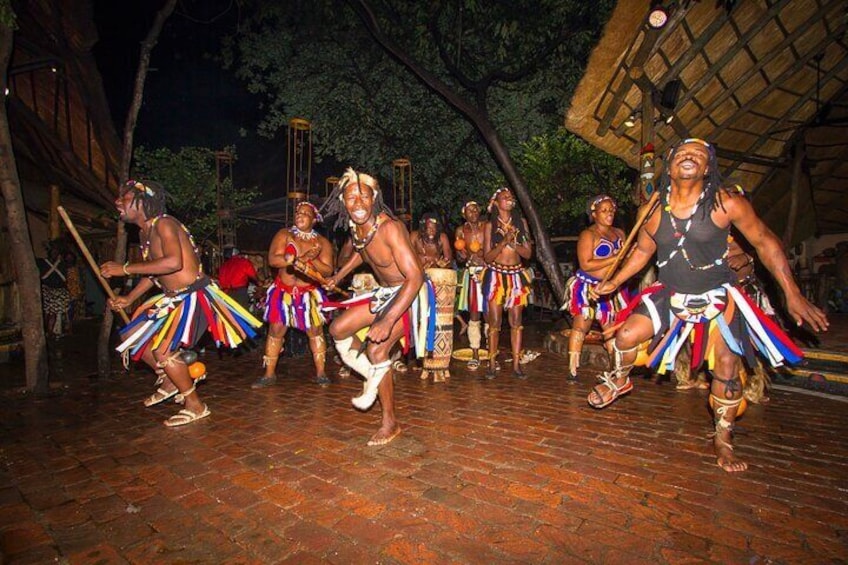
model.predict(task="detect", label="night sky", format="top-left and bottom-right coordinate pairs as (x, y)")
top-left (92, 0), bottom-right (285, 197)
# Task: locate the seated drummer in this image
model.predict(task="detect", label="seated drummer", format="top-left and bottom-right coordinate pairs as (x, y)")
top-left (410, 213), bottom-right (453, 269)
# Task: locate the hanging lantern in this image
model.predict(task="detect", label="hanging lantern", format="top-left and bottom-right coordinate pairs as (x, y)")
top-left (391, 158), bottom-right (412, 227)
top-left (325, 176), bottom-right (339, 198)
top-left (286, 118), bottom-right (312, 202)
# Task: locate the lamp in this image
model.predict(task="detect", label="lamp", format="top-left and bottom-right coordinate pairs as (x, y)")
top-left (654, 79), bottom-right (682, 125)
top-left (648, 2), bottom-right (669, 29)
top-left (624, 111), bottom-right (640, 128)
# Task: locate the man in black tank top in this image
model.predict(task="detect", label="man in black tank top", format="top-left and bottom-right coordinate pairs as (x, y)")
top-left (589, 139), bottom-right (828, 473)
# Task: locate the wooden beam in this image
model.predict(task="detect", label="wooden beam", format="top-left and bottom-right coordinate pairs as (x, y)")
top-left (690, 4), bottom-right (844, 139)
top-left (724, 54), bottom-right (848, 176)
top-left (666, 0), bottom-right (790, 113)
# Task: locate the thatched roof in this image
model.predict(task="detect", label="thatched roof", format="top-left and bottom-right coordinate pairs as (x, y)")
top-left (565, 0), bottom-right (848, 244)
top-left (9, 0), bottom-right (122, 234)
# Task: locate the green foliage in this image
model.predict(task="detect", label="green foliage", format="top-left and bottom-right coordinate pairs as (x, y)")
top-left (0, 0), bottom-right (16, 30)
top-left (221, 0), bottom-right (616, 225)
top-left (516, 129), bottom-right (635, 235)
top-left (131, 146), bottom-right (259, 244)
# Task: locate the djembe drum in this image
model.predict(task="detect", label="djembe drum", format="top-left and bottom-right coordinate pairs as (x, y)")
top-left (422, 268), bottom-right (457, 382)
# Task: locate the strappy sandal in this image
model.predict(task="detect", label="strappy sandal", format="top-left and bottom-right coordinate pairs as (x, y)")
top-left (392, 360), bottom-right (408, 374)
top-left (587, 372), bottom-right (633, 409)
top-left (144, 384), bottom-right (178, 407)
top-left (467, 358), bottom-right (480, 371)
top-left (164, 404), bottom-right (211, 427)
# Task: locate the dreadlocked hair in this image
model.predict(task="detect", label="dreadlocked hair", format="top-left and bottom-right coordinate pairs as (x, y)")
top-left (319, 167), bottom-right (393, 231)
top-left (122, 180), bottom-right (167, 219)
top-left (657, 140), bottom-right (724, 219)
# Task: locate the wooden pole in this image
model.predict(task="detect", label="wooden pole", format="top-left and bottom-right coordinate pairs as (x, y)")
top-left (598, 190), bottom-right (659, 288)
top-left (57, 206), bottom-right (130, 324)
top-left (49, 184), bottom-right (60, 239)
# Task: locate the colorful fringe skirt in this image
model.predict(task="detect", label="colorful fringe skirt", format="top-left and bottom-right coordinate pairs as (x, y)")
top-left (117, 277), bottom-right (263, 361)
top-left (323, 279), bottom-right (436, 358)
top-left (563, 270), bottom-right (631, 327)
top-left (456, 266), bottom-right (484, 315)
top-left (619, 282), bottom-right (802, 375)
top-left (264, 279), bottom-right (327, 331)
top-left (482, 262), bottom-right (532, 312)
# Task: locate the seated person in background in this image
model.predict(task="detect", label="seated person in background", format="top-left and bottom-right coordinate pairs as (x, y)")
top-left (410, 213), bottom-right (453, 269)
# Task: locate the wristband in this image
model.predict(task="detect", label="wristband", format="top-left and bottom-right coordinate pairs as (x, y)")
top-left (122, 262), bottom-right (131, 276)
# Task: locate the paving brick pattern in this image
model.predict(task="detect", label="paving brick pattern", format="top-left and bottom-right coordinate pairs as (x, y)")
top-left (1, 322), bottom-right (847, 563)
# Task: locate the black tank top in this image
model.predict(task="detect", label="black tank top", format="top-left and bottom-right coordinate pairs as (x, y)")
top-left (655, 203), bottom-right (735, 293)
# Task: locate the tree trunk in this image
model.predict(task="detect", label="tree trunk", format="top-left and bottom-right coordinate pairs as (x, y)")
top-left (349, 0), bottom-right (566, 301)
top-left (0, 21), bottom-right (49, 392)
top-left (96, 0), bottom-right (178, 377)
top-left (476, 124), bottom-right (565, 300)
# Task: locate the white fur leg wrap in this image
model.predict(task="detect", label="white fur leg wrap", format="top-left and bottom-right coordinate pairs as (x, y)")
top-left (468, 321), bottom-right (482, 350)
top-left (335, 336), bottom-right (373, 378)
top-left (352, 359), bottom-right (392, 411)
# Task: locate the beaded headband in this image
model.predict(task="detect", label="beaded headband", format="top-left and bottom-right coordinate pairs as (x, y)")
top-left (462, 201), bottom-right (479, 215)
top-left (296, 201), bottom-right (323, 223)
top-left (589, 194), bottom-right (616, 213)
top-left (487, 187), bottom-right (511, 213)
top-left (126, 180), bottom-right (154, 197)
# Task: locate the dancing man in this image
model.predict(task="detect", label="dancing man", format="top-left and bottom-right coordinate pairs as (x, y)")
top-left (101, 180), bottom-right (262, 427)
top-left (590, 139), bottom-right (828, 472)
top-left (562, 195), bottom-right (630, 383)
top-left (455, 201), bottom-right (488, 370)
top-left (322, 168), bottom-right (427, 446)
top-left (253, 201), bottom-right (334, 388)
top-left (410, 213), bottom-right (453, 269)
top-left (482, 187), bottom-right (533, 379)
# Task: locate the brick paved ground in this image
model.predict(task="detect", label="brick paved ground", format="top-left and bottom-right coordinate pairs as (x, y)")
top-left (1, 318), bottom-right (847, 564)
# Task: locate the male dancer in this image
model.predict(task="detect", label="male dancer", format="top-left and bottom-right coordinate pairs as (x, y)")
top-left (482, 187), bottom-right (533, 379)
top-left (410, 213), bottom-right (453, 269)
top-left (101, 180), bottom-right (262, 426)
top-left (322, 168), bottom-right (426, 446)
top-left (455, 201), bottom-right (488, 370)
top-left (253, 201), bottom-right (334, 388)
top-left (590, 139), bottom-right (828, 472)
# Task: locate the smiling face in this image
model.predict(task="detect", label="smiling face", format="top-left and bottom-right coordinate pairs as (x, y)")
top-left (294, 203), bottom-right (316, 231)
top-left (669, 142), bottom-right (710, 182)
top-left (343, 182), bottom-right (375, 226)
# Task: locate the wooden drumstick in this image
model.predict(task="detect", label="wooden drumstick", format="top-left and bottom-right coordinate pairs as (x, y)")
top-left (57, 206), bottom-right (131, 324)
top-left (292, 257), bottom-right (351, 299)
top-left (597, 190), bottom-right (660, 289)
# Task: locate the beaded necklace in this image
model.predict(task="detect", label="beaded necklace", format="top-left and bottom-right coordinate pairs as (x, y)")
top-left (291, 226), bottom-right (318, 241)
top-left (350, 214), bottom-right (383, 251)
top-left (496, 215), bottom-right (513, 236)
top-left (657, 189), bottom-right (726, 271)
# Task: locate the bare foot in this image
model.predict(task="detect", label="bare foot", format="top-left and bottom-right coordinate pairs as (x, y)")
top-left (714, 431), bottom-right (748, 472)
top-left (367, 424), bottom-right (401, 446)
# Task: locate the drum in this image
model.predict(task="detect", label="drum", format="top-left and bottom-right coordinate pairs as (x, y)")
top-left (422, 268), bottom-right (457, 382)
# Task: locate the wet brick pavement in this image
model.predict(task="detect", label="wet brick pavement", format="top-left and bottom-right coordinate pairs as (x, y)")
top-left (1, 320), bottom-right (847, 563)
